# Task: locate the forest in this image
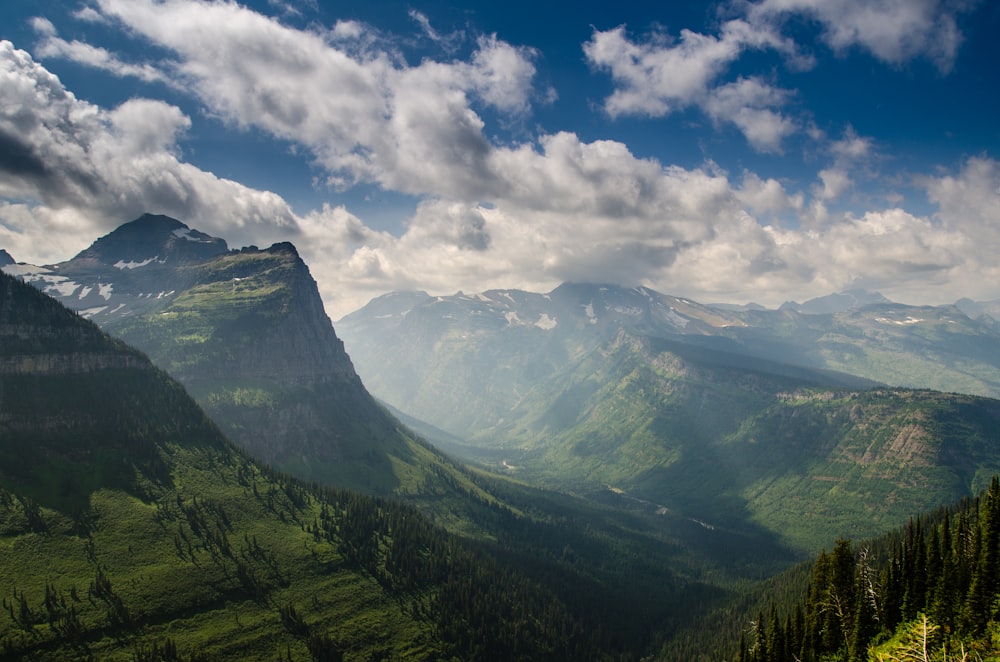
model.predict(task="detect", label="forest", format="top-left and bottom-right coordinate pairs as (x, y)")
top-left (736, 477), bottom-right (1000, 661)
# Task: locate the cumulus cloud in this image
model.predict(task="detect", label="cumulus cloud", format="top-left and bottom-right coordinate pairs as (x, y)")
top-left (2, 1), bottom-right (996, 319)
top-left (748, 0), bottom-right (970, 72)
top-left (583, 20), bottom-right (799, 151)
top-left (584, 0), bottom-right (974, 152)
top-left (703, 77), bottom-right (796, 152)
top-left (73, 0), bottom-right (539, 201)
top-left (0, 40), bottom-right (296, 263)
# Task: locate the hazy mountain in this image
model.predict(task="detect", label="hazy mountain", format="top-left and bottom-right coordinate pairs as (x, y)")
top-left (779, 288), bottom-right (893, 314)
top-left (338, 283), bottom-right (1000, 551)
top-left (337, 283), bottom-right (749, 437)
top-left (0, 270), bottom-right (647, 660)
top-left (955, 296), bottom-right (1000, 324)
top-left (8, 215), bottom-right (490, 511)
top-left (339, 283), bottom-right (1000, 428)
top-left (724, 302), bottom-right (1000, 398)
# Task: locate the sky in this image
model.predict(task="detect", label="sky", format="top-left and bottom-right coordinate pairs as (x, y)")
top-left (1, 0), bottom-right (999, 318)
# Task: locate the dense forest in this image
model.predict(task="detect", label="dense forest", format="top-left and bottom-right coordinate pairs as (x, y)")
top-left (736, 477), bottom-right (1000, 661)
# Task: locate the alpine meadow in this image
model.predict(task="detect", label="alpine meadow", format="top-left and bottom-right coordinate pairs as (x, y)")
top-left (3, 0), bottom-right (1000, 660)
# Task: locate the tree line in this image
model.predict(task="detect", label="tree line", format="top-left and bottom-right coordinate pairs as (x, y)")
top-left (737, 477), bottom-right (1000, 661)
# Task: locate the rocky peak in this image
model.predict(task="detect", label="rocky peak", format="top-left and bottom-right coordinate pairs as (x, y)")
top-left (72, 213), bottom-right (227, 268)
top-left (0, 249), bottom-right (13, 267)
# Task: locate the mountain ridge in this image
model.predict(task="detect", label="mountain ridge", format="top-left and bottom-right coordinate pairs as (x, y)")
top-left (8, 216), bottom-right (492, 513)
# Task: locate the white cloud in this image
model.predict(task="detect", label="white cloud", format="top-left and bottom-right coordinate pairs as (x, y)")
top-left (2, 1), bottom-right (996, 320)
top-left (816, 168), bottom-right (851, 200)
top-left (583, 20), bottom-right (799, 151)
top-left (0, 40), bottom-right (297, 261)
top-left (77, 0), bottom-right (538, 201)
top-left (749, 0), bottom-right (969, 72)
top-left (583, 24), bottom-right (742, 117)
top-left (32, 21), bottom-right (173, 86)
top-left (703, 77), bottom-right (796, 152)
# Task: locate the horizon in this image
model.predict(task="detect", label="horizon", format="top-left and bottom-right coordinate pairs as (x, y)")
top-left (1, 0), bottom-right (999, 318)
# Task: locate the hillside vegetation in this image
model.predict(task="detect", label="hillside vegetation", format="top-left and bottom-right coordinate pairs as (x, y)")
top-left (0, 271), bottom-right (662, 659)
top-left (732, 477), bottom-right (1000, 661)
top-left (6, 271), bottom-right (790, 660)
top-left (480, 332), bottom-right (1000, 552)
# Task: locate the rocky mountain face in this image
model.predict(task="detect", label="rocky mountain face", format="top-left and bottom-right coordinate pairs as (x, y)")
top-left (6, 215), bottom-right (474, 502)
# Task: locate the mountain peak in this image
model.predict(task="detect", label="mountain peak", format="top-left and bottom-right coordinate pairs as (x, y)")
top-left (73, 213), bottom-right (228, 267)
top-left (0, 249), bottom-right (13, 267)
top-left (780, 289), bottom-right (892, 314)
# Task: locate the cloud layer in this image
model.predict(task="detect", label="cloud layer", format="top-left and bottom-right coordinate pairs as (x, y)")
top-left (1, 0), bottom-right (997, 318)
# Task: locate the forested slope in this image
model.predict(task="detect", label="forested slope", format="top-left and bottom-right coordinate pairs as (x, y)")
top-left (0, 271), bottom-right (675, 660)
top-left (731, 478), bottom-right (1000, 661)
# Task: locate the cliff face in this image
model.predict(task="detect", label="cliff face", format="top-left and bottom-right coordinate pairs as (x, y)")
top-left (10, 215), bottom-right (443, 496)
top-left (0, 269), bottom-right (149, 375)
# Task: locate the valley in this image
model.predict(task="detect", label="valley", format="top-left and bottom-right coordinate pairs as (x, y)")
top-left (5, 215), bottom-right (1000, 659)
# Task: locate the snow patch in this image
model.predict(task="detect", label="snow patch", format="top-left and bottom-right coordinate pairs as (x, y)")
top-left (41, 275), bottom-right (81, 298)
top-left (535, 313), bottom-right (558, 330)
top-left (78, 286), bottom-right (93, 299)
top-left (114, 256), bottom-right (158, 269)
top-left (505, 311), bottom-right (523, 325)
top-left (583, 302), bottom-right (597, 324)
top-left (875, 316), bottom-right (923, 326)
top-left (2, 263), bottom-right (51, 277)
top-left (110, 303), bottom-right (127, 314)
top-left (172, 227), bottom-right (215, 243)
top-left (79, 306), bottom-right (107, 318)
top-left (98, 283), bottom-right (113, 300)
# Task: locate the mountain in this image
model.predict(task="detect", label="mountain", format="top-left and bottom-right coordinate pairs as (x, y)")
top-left (0, 270), bottom-right (658, 660)
top-left (956, 296), bottom-right (1000, 324)
top-left (337, 283), bottom-right (749, 438)
top-left (337, 283), bottom-right (1000, 552)
top-left (338, 282), bottom-right (1000, 421)
top-left (779, 288), bottom-right (893, 314)
top-left (724, 302), bottom-right (1000, 398)
top-left (0, 249), bottom-right (13, 267)
top-left (8, 215), bottom-right (491, 513)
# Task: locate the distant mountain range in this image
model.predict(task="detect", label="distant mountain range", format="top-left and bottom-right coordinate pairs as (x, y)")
top-left (337, 283), bottom-right (1000, 551)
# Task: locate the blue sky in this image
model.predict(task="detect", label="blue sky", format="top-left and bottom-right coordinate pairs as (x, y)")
top-left (1, 0), bottom-right (999, 317)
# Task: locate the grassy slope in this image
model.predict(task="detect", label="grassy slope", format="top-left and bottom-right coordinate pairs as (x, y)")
top-left (490, 332), bottom-right (1000, 553)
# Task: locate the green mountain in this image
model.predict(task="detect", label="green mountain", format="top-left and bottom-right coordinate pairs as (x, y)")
top-left (11, 215), bottom-right (495, 521)
top-left (1, 270), bottom-right (691, 660)
top-left (337, 286), bottom-right (1000, 553)
top-left (491, 331), bottom-right (1000, 552)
